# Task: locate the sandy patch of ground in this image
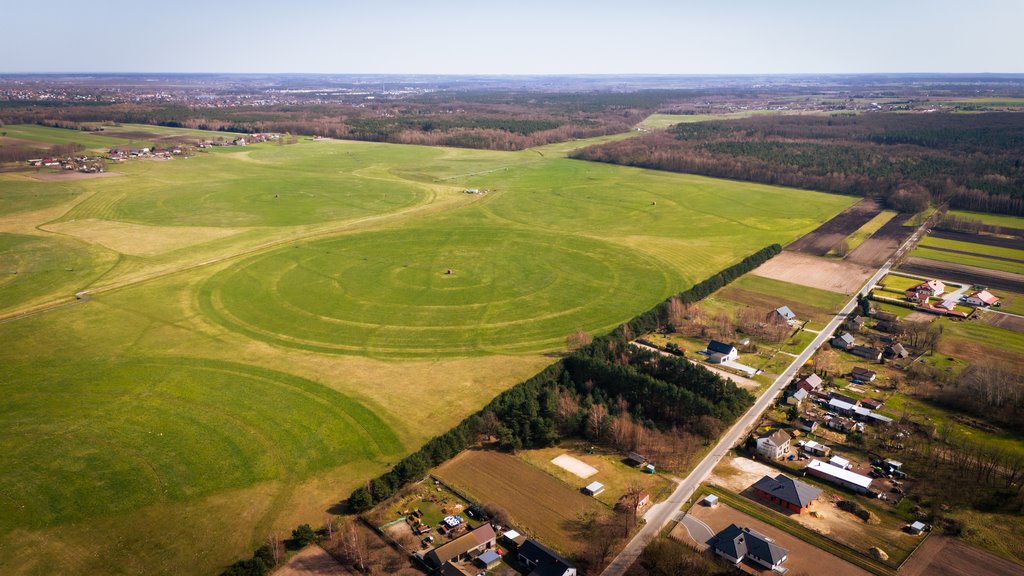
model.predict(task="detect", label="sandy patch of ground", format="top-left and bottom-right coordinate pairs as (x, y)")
top-left (43, 218), bottom-right (245, 256)
top-left (676, 500), bottom-right (872, 576)
top-left (903, 311), bottom-right (937, 324)
top-left (709, 457), bottom-right (780, 494)
top-left (551, 454), bottom-right (598, 478)
top-left (275, 545), bottom-right (353, 576)
top-left (751, 251), bottom-right (874, 294)
top-left (28, 171), bottom-right (123, 182)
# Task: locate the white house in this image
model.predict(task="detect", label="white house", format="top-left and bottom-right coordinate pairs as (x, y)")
top-left (756, 429), bottom-right (791, 460)
top-left (965, 290), bottom-right (999, 307)
top-left (706, 340), bottom-right (738, 364)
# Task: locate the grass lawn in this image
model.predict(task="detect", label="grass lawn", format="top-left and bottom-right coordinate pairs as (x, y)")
top-left (945, 210), bottom-right (1024, 230)
top-left (989, 288), bottom-right (1024, 316)
top-left (938, 319), bottom-right (1024, 369)
top-left (829, 210), bottom-right (897, 256)
top-left (879, 274), bottom-right (924, 293)
top-left (717, 274), bottom-right (849, 325)
top-left (0, 126), bottom-right (855, 574)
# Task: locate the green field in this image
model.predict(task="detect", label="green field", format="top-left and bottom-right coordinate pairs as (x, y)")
top-left (945, 210), bottom-right (1024, 230)
top-left (919, 236), bottom-right (1024, 262)
top-left (909, 246), bottom-right (1024, 276)
top-left (0, 125), bottom-right (853, 574)
top-left (0, 124), bottom-right (136, 150)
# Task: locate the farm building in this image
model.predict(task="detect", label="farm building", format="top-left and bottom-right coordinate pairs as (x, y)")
top-left (831, 332), bottom-right (855, 349)
top-left (825, 416), bottom-right (861, 433)
top-left (756, 430), bottom-right (792, 460)
top-left (703, 494), bottom-right (719, 507)
top-left (476, 550), bottom-right (502, 569)
top-left (885, 343), bottom-right (909, 359)
top-left (851, 366), bottom-right (877, 382)
top-left (850, 345), bottom-right (882, 361)
top-left (795, 373), bottom-right (823, 393)
top-left (908, 521), bottom-right (928, 535)
top-left (710, 524), bottom-right (789, 572)
top-left (518, 539), bottom-right (577, 576)
top-left (425, 523), bottom-right (497, 569)
top-left (787, 388), bottom-right (809, 406)
top-left (806, 459), bottom-right (873, 493)
top-left (751, 474), bottom-right (822, 513)
top-left (845, 315), bottom-right (865, 331)
top-left (873, 311), bottom-right (899, 323)
top-left (617, 491), bottom-right (651, 514)
top-left (440, 562), bottom-right (475, 576)
top-left (797, 417), bottom-right (819, 433)
top-left (501, 529), bottom-right (527, 551)
top-left (767, 306), bottom-right (796, 323)
top-left (627, 452), bottom-right (647, 467)
top-left (860, 397), bottom-right (884, 410)
top-left (706, 340), bottom-right (738, 363)
top-left (800, 440), bottom-right (830, 457)
top-left (829, 456), bottom-right (852, 470)
top-left (583, 482), bottom-right (605, 496)
top-left (829, 391), bottom-right (858, 404)
top-left (965, 290), bottom-right (999, 307)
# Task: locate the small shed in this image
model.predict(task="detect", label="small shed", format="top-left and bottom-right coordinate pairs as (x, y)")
top-left (644, 463), bottom-right (656, 474)
top-left (628, 452), bottom-right (647, 467)
top-left (703, 494), bottom-right (719, 507)
top-left (583, 482), bottom-right (605, 496)
top-left (908, 521), bottom-right (927, 535)
top-left (476, 550), bottom-right (501, 569)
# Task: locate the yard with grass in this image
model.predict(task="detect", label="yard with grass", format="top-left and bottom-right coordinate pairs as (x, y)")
top-left (0, 125), bottom-right (855, 574)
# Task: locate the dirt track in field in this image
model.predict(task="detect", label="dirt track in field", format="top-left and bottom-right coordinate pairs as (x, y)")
top-left (846, 212), bottom-right (914, 267)
top-left (929, 229), bottom-right (1024, 250)
top-left (897, 257), bottom-right (1024, 293)
top-left (899, 535), bottom-right (1023, 576)
top-left (786, 199), bottom-right (884, 256)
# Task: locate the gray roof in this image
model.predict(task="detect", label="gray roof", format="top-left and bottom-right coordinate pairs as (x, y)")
top-left (707, 340), bottom-right (736, 355)
top-left (518, 539), bottom-right (575, 576)
top-left (760, 429), bottom-right (791, 446)
top-left (836, 332), bottom-right (855, 345)
top-left (752, 474), bottom-right (822, 508)
top-left (712, 524), bottom-right (788, 566)
top-left (791, 388), bottom-right (809, 401)
top-left (775, 306), bottom-right (796, 320)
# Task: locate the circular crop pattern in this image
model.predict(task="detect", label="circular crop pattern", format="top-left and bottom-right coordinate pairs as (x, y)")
top-left (200, 227), bottom-right (677, 356)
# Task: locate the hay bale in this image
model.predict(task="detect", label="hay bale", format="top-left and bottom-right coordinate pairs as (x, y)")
top-left (869, 547), bottom-right (889, 561)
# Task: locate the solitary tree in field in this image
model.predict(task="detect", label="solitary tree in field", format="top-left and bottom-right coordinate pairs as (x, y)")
top-left (566, 329), bottom-right (593, 351)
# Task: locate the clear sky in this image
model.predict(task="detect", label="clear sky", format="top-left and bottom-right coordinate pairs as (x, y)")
top-left (2, 0), bottom-right (1020, 74)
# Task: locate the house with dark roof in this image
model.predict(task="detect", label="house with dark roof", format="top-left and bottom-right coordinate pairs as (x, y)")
top-left (851, 366), bottom-right (877, 382)
top-left (795, 373), bottom-right (823, 393)
top-left (425, 524), bottom-right (497, 569)
top-left (518, 539), bottom-right (577, 576)
top-left (845, 315), bottom-right (865, 331)
top-left (706, 340), bottom-right (738, 364)
top-left (710, 524), bottom-right (789, 572)
top-left (831, 332), bottom-right (855, 349)
top-left (440, 562), bottom-right (476, 576)
top-left (756, 430), bottom-right (791, 460)
top-left (751, 473), bottom-right (822, 513)
top-left (767, 306), bottom-right (796, 324)
top-left (873, 311), bottom-right (899, 323)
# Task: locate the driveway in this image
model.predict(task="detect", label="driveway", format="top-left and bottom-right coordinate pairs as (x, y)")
top-left (678, 513), bottom-right (715, 546)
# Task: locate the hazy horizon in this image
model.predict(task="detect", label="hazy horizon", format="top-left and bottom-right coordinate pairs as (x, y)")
top-left (2, 0), bottom-right (1021, 75)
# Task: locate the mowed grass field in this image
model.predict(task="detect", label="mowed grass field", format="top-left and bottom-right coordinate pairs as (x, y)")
top-left (0, 125), bottom-right (854, 575)
top-left (433, 450), bottom-right (608, 555)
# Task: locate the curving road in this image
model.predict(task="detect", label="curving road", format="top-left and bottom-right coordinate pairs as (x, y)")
top-left (600, 219), bottom-right (932, 576)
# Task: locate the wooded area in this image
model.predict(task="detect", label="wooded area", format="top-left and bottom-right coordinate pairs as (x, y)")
top-left (571, 113), bottom-right (1024, 215)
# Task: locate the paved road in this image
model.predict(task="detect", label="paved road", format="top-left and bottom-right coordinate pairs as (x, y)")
top-left (600, 221), bottom-right (931, 576)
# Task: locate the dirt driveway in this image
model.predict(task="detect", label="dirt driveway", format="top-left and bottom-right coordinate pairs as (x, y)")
top-left (674, 500), bottom-right (872, 576)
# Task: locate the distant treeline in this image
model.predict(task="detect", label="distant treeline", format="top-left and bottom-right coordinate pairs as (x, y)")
top-left (347, 243), bottom-right (780, 512)
top-left (570, 113), bottom-right (1024, 216)
top-left (0, 92), bottom-right (683, 151)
